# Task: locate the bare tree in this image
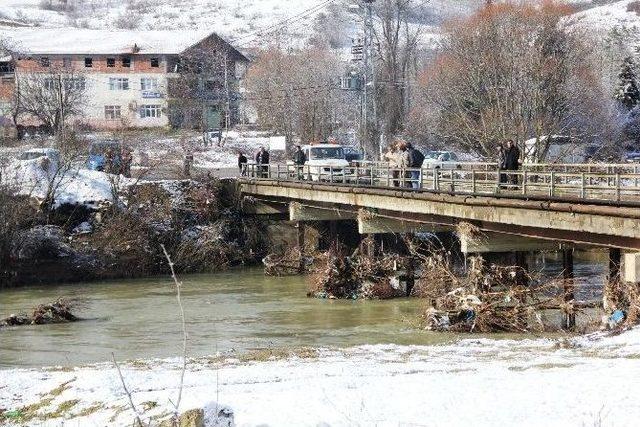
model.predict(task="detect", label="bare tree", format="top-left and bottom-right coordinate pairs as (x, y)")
top-left (412, 3), bottom-right (611, 160)
top-left (373, 0), bottom-right (423, 146)
top-left (15, 63), bottom-right (87, 143)
top-left (245, 44), bottom-right (345, 146)
top-left (167, 35), bottom-right (245, 136)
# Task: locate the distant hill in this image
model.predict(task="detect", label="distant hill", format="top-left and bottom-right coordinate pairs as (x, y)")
top-left (2, 0), bottom-right (639, 48)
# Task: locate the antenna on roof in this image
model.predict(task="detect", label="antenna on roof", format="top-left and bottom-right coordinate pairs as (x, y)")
top-left (132, 43), bottom-right (140, 53)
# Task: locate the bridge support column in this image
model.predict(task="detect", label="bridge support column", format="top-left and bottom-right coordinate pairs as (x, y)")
top-left (623, 252), bottom-right (640, 284)
top-left (562, 248), bottom-right (576, 330)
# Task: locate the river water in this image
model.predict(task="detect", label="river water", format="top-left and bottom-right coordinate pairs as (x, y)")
top-left (0, 268), bottom-right (450, 368)
top-left (0, 256), bottom-right (606, 369)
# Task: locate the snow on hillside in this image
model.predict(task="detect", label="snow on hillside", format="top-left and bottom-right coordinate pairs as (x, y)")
top-left (1, 0), bottom-right (328, 46)
top-left (571, 0), bottom-right (640, 31)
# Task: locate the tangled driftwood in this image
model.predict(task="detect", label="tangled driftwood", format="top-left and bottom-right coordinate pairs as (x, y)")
top-left (307, 246), bottom-right (411, 300)
top-left (1, 298), bottom-right (81, 327)
top-left (415, 252), bottom-right (575, 333)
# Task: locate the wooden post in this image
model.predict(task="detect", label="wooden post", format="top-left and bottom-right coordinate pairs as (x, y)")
top-left (562, 248), bottom-right (575, 330)
top-left (297, 222), bottom-right (305, 273)
top-left (609, 248), bottom-right (622, 284)
top-left (515, 251), bottom-right (529, 286)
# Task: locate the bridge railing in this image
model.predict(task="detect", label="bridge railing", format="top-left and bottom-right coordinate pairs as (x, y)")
top-left (243, 163), bottom-right (640, 204)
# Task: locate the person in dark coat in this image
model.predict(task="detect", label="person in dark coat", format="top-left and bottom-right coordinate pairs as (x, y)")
top-left (256, 147), bottom-right (270, 178)
top-left (238, 152), bottom-right (248, 176)
top-left (292, 145), bottom-right (306, 179)
top-left (406, 143), bottom-right (425, 189)
top-left (504, 140), bottom-right (521, 185)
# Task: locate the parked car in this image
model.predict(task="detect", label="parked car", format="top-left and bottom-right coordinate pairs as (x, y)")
top-left (289, 144), bottom-right (349, 181)
top-left (18, 148), bottom-right (61, 165)
top-left (87, 141), bottom-right (122, 172)
top-left (422, 151), bottom-right (460, 169)
top-left (203, 128), bottom-right (222, 146)
top-left (625, 151), bottom-right (640, 163)
top-left (344, 147), bottom-right (363, 163)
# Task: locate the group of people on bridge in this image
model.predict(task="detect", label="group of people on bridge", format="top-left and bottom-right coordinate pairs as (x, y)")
top-left (383, 139), bottom-right (425, 189)
top-left (237, 138), bottom-right (523, 189)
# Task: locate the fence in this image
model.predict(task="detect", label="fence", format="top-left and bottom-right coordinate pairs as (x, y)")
top-left (243, 162), bottom-right (640, 204)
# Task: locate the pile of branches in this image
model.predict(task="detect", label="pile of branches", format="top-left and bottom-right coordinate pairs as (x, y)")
top-left (415, 252), bottom-right (572, 333)
top-left (307, 246), bottom-right (409, 300)
top-left (263, 249), bottom-right (315, 276)
top-left (1, 298), bottom-right (81, 327)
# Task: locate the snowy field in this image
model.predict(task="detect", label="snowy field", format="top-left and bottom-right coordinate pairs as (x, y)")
top-left (2, 329), bottom-right (640, 426)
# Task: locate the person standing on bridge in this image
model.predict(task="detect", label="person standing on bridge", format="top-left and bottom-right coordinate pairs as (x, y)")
top-left (383, 142), bottom-right (400, 187)
top-left (407, 142), bottom-right (425, 189)
top-left (292, 145), bottom-right (306, 180)
top-left (238, 152), bottom-right (248, 176)
top-left (398, 141), bottom-right (411, 188)
top-left (504, 139), bottom-right (521, 186)
top-left (256, 147), bottom-right (270, 178)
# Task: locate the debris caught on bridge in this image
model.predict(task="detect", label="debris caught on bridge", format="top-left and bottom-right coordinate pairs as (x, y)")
top-left (307, 244), bottom-right (412, 300)
top-left (263, 249), bottom-right (314, 276)
top-left (0, 298), bottom-right (82, 327)
top-left (603, 279), bottom-right (640, 329)
top-left (414, 252), bottom-right (577, 333)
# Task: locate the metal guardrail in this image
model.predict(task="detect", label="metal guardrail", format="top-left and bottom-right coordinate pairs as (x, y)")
top-left (242, 163), bottom-right (640, 204)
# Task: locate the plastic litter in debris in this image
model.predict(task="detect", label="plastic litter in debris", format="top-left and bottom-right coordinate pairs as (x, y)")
top-left (608, 310), bottom-right (626, 328)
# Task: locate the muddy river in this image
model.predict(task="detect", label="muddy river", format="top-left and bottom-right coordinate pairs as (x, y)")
top-left (0, 255), bottom-right (605, 368)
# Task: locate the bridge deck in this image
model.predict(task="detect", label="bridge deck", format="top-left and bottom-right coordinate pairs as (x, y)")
top-left (240, 162), bottom-right (640, 250)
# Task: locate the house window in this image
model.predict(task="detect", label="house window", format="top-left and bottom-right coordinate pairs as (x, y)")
top-left (44, 78), bottom-right (56, 90)
top-left (140, 77), bottom-right (158, 91)
top-left (64, 77), bottom-right (86, 90)
top-left (109, 77), bottom-right (129, 90)
top-left (150, 57), bottom-right (159, 68)
top-left (40, 57), bottom-right (50, 67)
top-left (139, 104), bottom-right (161, 118)
top-left (62, 57), bottom-right (71, 68)
top-left (104, 106), bottom-right (122, 120)
top-left (106, 58), bottom-right (116, 67)
top-left (0, 62), bottom-right (14, 74)
top-left (84, 57), bottom-right (93, 68)
top-left (121, 57), bottom-right (131, 68)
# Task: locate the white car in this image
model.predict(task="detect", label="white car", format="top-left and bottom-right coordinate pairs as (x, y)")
top-left (422, 151), bottom-right (460, 169)
top-left (18, 148), bottom-right (61, 169)
top-left (292, 144), bottom-right (350, 181)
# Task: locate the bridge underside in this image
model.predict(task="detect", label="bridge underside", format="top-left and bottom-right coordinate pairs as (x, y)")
top-left (240, 180), bottom-right (640, 251)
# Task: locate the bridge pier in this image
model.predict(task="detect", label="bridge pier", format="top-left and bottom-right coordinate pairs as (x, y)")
top-left (623, 252), bottom-right (640, 284)
top-left (290, 203), bottom-right (356, 222)
top-left (459, 232), bottom-right (561, 254)
top-left (357, 211), bottom-right (451, 235)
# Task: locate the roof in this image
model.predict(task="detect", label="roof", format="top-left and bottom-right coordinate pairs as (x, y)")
top-left (0, 27), bottom-right (242, 56)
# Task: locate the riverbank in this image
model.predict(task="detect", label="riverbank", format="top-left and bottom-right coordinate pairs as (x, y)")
top-left (1, 328), bottom-right (639, 426)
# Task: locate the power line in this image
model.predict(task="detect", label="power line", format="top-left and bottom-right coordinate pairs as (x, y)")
top-left (232, 0), bottom-right (336, 47)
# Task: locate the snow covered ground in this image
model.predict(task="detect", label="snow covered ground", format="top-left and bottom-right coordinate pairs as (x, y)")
top-left (0, 155), bottom-right (130, 208)
top-left (2, 328), bottom-right (640, 426)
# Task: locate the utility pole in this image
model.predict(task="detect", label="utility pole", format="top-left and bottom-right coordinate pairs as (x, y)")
top-left (362, 0), bottom-right (377, 159)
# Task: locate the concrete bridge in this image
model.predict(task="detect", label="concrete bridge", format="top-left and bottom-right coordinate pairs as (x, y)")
top-left (239, 162), bottom-right (640, 286)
